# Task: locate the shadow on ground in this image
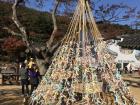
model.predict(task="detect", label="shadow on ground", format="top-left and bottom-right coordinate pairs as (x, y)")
top-left (0, 85), bottom-right (24, 105)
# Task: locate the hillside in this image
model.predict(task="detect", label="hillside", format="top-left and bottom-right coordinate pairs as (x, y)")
top-left (0, 1), bottom-right (139, 44)
top-left (0, 1), bottom-right (69, 43)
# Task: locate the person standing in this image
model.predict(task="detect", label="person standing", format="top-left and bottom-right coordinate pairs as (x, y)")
top-left (19, 64), bottom-right (29, 96)
top-left (28, 64), bottom-right (40, 95)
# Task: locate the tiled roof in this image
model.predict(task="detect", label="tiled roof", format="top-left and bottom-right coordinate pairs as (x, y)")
top-left (118, 34), bottom-right (140, 50)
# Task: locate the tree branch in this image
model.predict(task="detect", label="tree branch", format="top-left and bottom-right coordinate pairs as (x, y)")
top-left (12, 0), bottom-right (29, 47)
top-left (50, 41), bottom-right (60, 53)
top-left (46, 0), bottom-right (60, 50)
top-left (0, 38), bottom-right (5, 42)
top-left (3, 27), bottom-right (23, 37)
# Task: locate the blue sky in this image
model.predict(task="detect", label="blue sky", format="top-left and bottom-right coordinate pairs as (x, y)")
top-left (95, 0), bottom-right (140, 26)
top-left (26, 0), bottom-right (140, 26)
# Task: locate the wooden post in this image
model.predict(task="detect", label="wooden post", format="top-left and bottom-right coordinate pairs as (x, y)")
top-left (16, 63), bottom-right (20, 85)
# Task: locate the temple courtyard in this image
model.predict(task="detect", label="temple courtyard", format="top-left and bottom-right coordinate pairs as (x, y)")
top-left (0, 73), bottom-right (140, 105)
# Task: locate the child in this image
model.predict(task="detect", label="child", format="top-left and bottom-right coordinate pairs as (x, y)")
top-left (28, 58), bottom-right (35, 69)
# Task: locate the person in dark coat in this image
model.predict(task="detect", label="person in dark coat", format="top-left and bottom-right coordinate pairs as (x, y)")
top-left (28, 64), bottom-right (40, 95)
top-left (19, 64), bottom-right (29, 96)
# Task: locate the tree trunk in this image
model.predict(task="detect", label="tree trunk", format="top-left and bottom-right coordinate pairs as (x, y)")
top-left (11, 0), bottom-right (47, 74)
top-left (36, 59), bottom-right (46, 75)
top-left (46, 0), bottom-right (60, 50)
top-left (12, 0), bottom-right (30, 48)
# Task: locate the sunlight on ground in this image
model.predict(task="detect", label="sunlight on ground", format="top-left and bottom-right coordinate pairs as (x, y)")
top-left (0, 74), bottom-right (140, 105)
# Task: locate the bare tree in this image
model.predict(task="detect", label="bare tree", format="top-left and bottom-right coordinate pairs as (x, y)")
top-left (95, 3), bottom-right (136, 23)
top-left (3, 0), bottom-right (29, 47)
top-left (134, 11), bottom-right (140, 29)
top-left (3, 0), bottom-right (47, 74)
top-left (2, 0), bottom-right (73, 74)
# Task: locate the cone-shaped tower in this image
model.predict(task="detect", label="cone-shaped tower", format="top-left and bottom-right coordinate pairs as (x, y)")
top-left (30, 0), bottom-right (136, 105)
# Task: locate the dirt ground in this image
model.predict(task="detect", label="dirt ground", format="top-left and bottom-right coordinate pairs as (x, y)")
top-left (0, 85), bottom-right (23, 105)
top-left (130, 86), bottom-right (140, 104)
top-left (0, 74), bottom-right (140, 105)
top-left (123, 73), bottom-right (140, 104)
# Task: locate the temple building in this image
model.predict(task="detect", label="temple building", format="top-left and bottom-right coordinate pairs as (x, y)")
top-left (107, 34), bottom-right (140, 70)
